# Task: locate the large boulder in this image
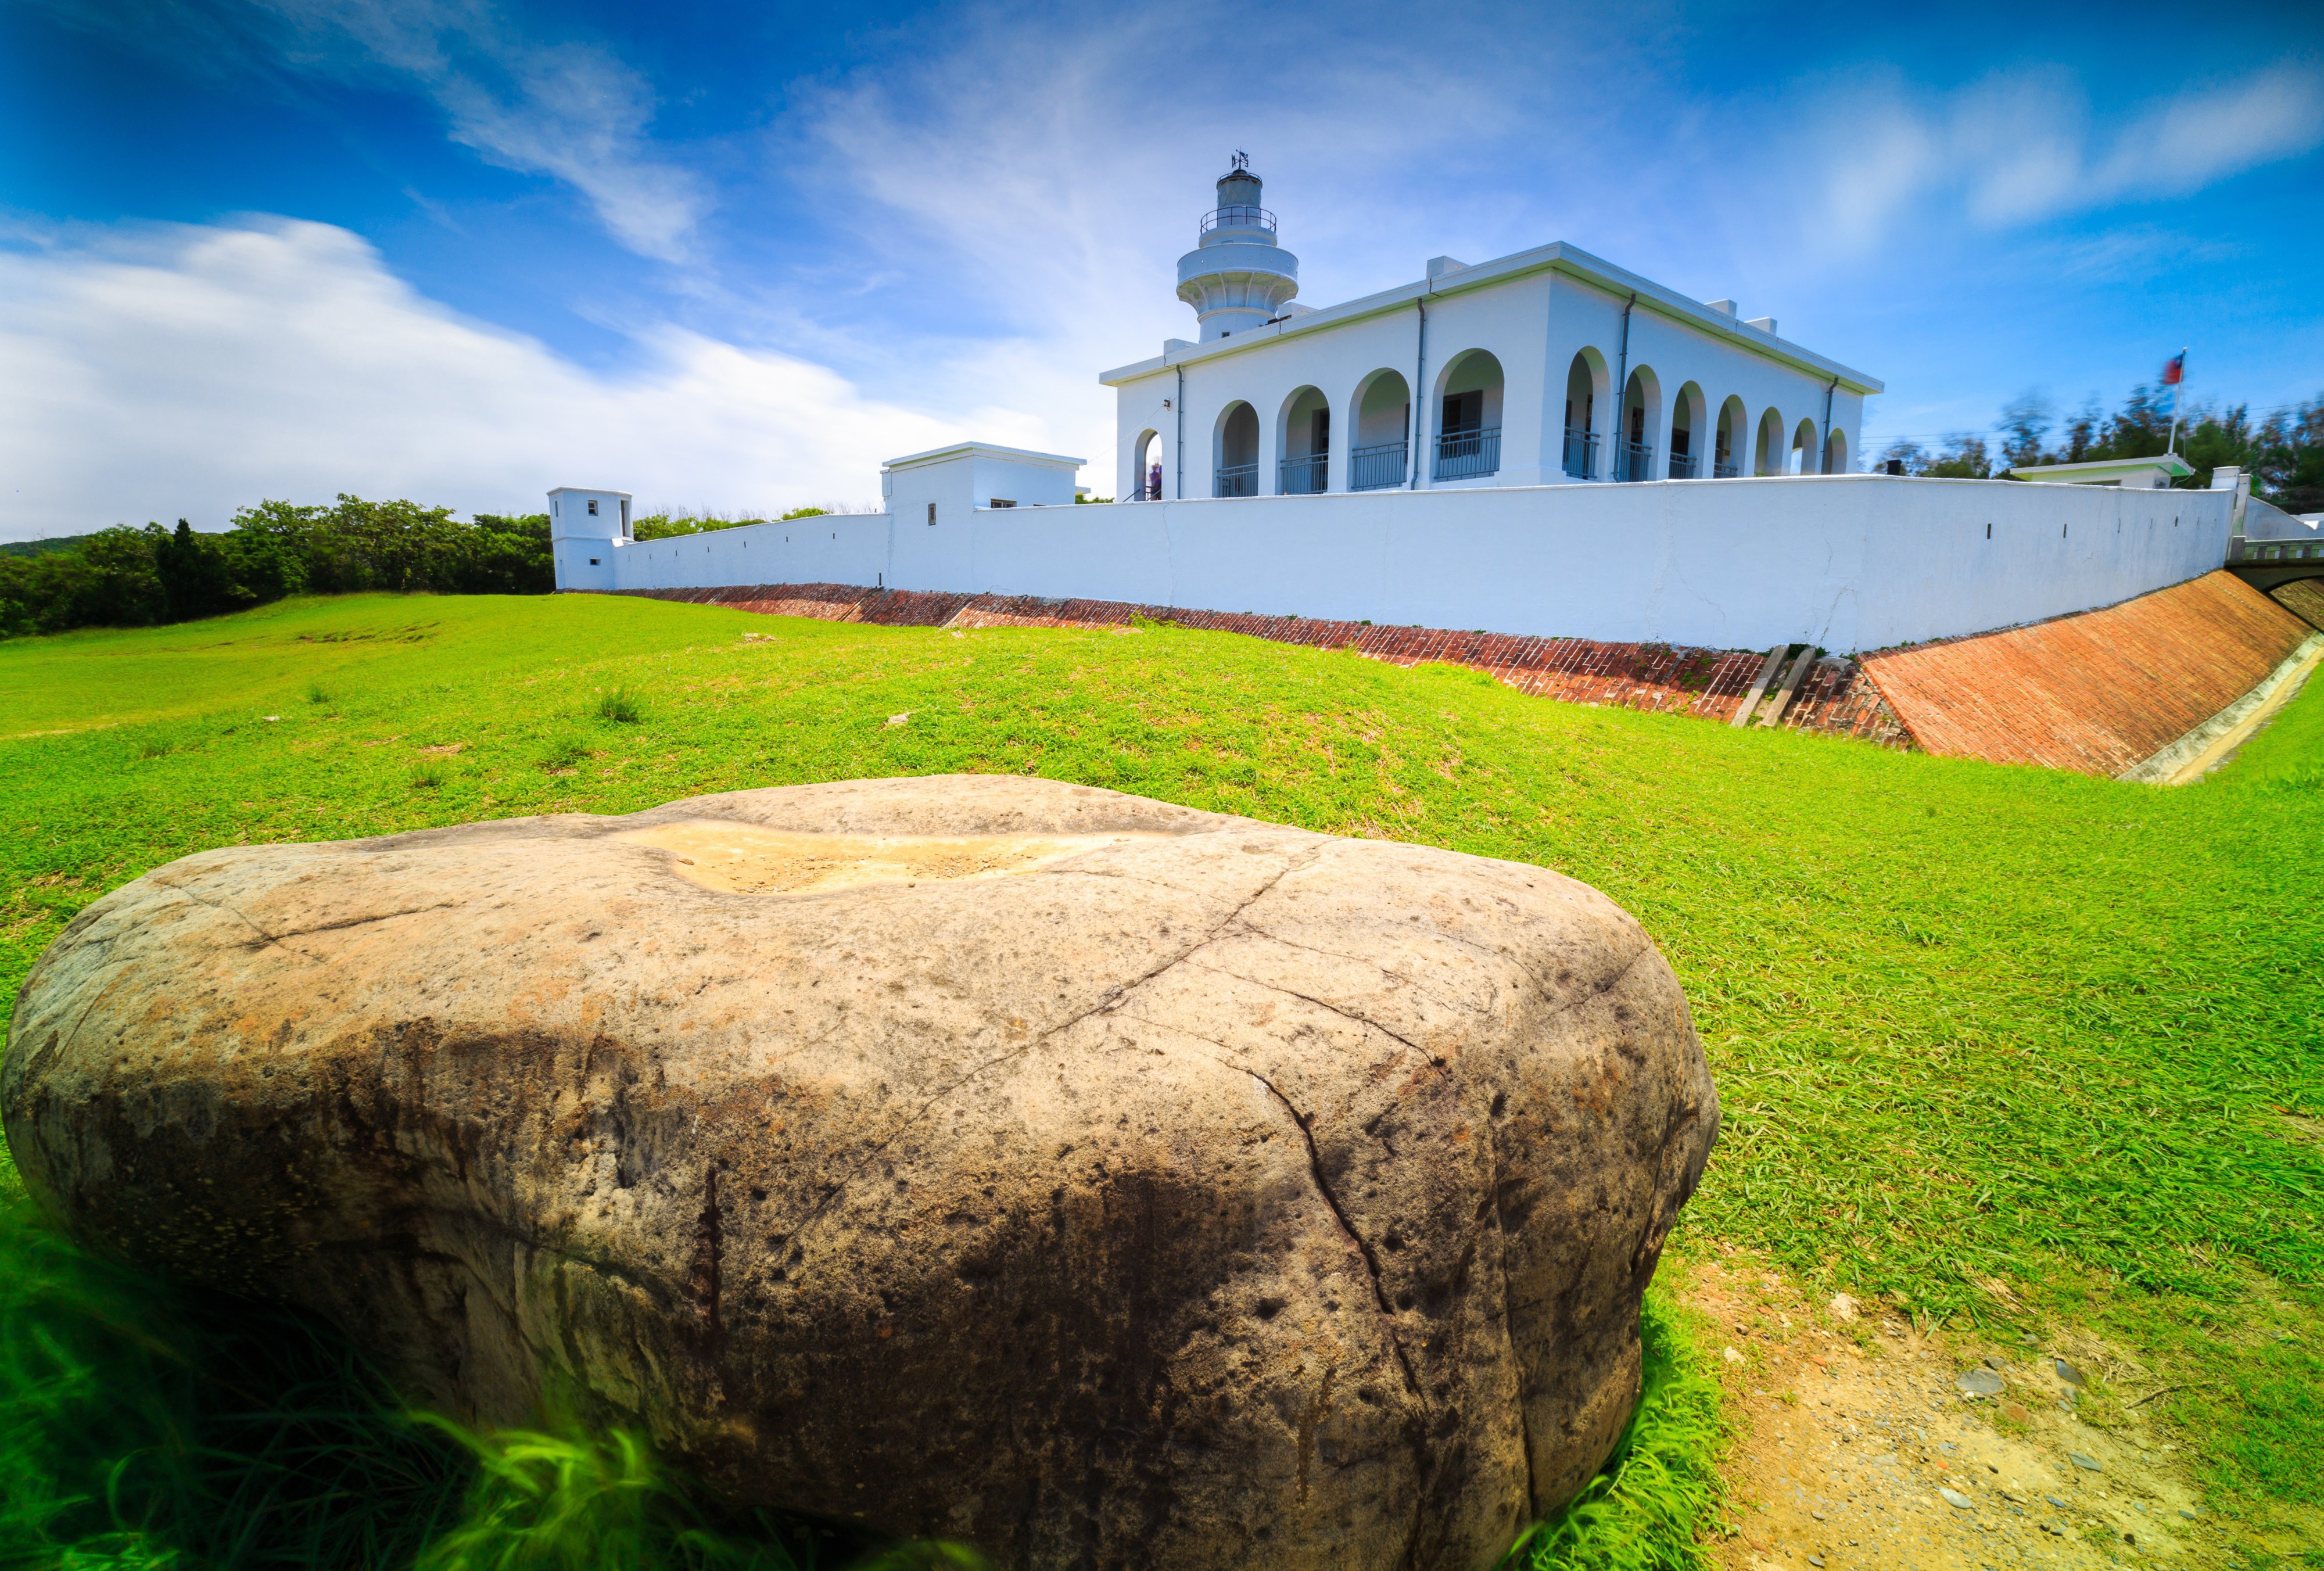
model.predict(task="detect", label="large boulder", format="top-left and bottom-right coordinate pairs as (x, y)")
top-left (4, 776), bottom-right (1716, 1570)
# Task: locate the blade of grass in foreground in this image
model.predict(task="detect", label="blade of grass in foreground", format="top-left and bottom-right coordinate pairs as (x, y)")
top-left (1504, 1286), bottom-right (1727, 1571)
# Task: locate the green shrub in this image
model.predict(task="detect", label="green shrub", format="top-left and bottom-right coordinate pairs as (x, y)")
top-left (537, 734), bottom-right (590, 772)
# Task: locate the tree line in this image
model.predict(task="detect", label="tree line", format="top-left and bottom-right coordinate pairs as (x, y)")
top-left (1876, 385), bottom-right (2324, 510)
top-left (0, 498), bottom-right (875, 639)
top-left (0, 497), bottom-right (554, 640)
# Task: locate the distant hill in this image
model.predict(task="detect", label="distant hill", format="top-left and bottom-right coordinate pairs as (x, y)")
top-left (0, 534), bottom-right (99, 559)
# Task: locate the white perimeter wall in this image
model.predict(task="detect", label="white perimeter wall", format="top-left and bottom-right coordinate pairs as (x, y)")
top-left (609, 513), bottom-right (893, 593)
top-left (588, 475), bottom-right (2230, 655)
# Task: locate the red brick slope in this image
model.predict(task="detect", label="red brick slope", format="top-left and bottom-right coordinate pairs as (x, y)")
top-left (620, 584), bottom-right (1910, 746)
top-left (1857, 571), bottom-right (2314, 775)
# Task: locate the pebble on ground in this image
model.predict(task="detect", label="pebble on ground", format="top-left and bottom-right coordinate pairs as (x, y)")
top-left (1685, 1256), bottom-right (2226, 1570)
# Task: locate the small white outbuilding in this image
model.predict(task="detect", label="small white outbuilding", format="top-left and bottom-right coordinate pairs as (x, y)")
top-left (2004, 454), bottom-right (2194, 490)
top-left (547, 487), bottom-right (633, 591)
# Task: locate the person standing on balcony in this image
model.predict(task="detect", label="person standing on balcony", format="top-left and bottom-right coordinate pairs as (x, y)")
top-left (1148, 460), bottom-right (1163, 500)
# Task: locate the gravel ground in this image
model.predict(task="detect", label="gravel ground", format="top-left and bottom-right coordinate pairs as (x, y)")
top-left (1684, 1257), bottom-right (2226, 1570)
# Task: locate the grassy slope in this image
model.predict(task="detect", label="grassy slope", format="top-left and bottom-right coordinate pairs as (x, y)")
top-left (2, 593), bottom-right (2319, 1554)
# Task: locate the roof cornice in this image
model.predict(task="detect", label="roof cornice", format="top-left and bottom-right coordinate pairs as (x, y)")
top-left (881, 440), bottom-right (1086, 473)
top-left (1100, 241), bottom-right (1884, 395)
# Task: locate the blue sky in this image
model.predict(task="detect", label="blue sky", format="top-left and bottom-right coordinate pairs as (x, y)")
top-left (3, 0), bottom-right (2321, 537)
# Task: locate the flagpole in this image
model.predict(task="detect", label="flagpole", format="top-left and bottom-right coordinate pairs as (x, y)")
top-left (2167, 346), bottom-right (2186, 455)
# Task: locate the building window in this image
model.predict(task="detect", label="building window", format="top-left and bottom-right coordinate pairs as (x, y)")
top-left (589, 557), bottom-right (600, 565)
top-left (989, 498), bottom-right (1016, 508)
top-left (587, 498), bottom-right (598, 515)
top-left (927, 502), bottom-right (937, 525)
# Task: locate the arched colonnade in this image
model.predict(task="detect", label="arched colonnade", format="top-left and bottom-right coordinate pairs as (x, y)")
top-left (1561, 349), bottom-right (1846, 482)
top-left (1137, 349), bottom-right (1852, 500)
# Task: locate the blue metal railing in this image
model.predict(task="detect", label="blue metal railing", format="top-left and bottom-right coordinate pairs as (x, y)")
top-left (1713, 460), bottom-right (1741, 479)
top-left (1214, 464), bottom-right (1258, 498)
top-left (1667, 450), bottom-right (1700, 479)
top-left (1615, 440), bottom-right (1656, 482)
top-left (1562, 426), bottom-right (1599, 479)
top-left (1199, 205), bottom-right (1277, 238)
top-left (1279, 454), bottom-right (1328, 494)
top-left (1434, 426), bottom-right (1501, 480)
top-left (1351, 442), bottom-right (1407, 490)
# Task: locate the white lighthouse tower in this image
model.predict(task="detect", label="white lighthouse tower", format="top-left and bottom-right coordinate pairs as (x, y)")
top-left (1175, 154), bottom-right (1299, 340)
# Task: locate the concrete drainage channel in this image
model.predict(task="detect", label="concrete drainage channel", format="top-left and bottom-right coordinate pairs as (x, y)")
top-left (2119, 631), bottom-right (2324, 784)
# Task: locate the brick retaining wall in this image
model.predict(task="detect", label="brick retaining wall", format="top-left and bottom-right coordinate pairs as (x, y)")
top-left (1857, 571), bottom-right (2314, 776)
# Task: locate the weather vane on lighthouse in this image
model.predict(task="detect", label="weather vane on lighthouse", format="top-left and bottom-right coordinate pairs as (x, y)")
top-left (1231, 149), bottom-right (1248, 171)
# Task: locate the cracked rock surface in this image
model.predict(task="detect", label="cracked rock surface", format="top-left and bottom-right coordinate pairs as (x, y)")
top-left (3, 775), bottom-right (1717, 1571)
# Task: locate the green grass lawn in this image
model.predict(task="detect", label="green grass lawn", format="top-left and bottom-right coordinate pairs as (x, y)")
top-left (3, 591), bottom-right (2320, 1567)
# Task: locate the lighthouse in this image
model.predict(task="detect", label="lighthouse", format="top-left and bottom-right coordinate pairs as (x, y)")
top-left (1175, 154), bottom-right (1299, 340)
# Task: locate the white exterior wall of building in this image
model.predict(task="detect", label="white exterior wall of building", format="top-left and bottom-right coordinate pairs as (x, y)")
top-left (1104, 244), bottom-right (1878, 503)
top-left (547, 487), bottom-right (632, 593)
top-left (571, 456), bottom-right (2231, 655)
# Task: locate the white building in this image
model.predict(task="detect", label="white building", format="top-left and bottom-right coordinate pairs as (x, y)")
top-left (2006, 454), bottom-right (2194, 490)
top-left (1104, 164), bottom-right (1881, 502)
top-left (548, 486), bottom-right (632, 591)
top-left (547, 162), bottom-right (2241, 656)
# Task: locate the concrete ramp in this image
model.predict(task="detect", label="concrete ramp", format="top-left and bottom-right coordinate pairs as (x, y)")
top-left (1859, 571), bottom-right (2316, 776)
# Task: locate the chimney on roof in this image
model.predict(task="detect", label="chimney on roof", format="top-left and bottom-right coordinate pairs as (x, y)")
top-left (1745, 315), bottom-right (1777, 334)
top-left (1705, 299), bottom-right (1737, 315)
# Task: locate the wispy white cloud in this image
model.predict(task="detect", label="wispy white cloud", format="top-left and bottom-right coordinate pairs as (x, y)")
top-left (0, 219), bottom-right (975, 538)
top-left (1812, 62), bottom-right (2324, 249)
top-left (2092, 64), bottom-right (2324, 195)
top-left (767, 1), bottom-right (1663, 485)
top-left (786, 3), bottom-right (1536, 335)
top-left (419, 33), bottom-right (706, 260)
top-left (42, 0), bottom-right (709, 260)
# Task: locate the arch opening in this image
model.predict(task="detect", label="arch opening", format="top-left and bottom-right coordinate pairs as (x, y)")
top-left (1616, 366), bottom-right (1663, 482)
top-left (1350, 370), bottom-right (1411, 490)
top-left (1214, 403), bottom-right (1260, 497)
top-left (1433, 350), bottom-right (1504, 480)
top-left (1824, 427), bottom-right (1849, 476)
top-left (1563, 350), bottom-right (1609, 478)
top-left (1276, 386), bottom-right (1331, 494)
top-left (1715, 396), bottom-right (1747, 478)
top-left (1791, 417), bottom-right (1819, 475)
top-left (1669, 382), bottom-right (1708, 479)
top-left (1133, 429), bottom-right (1161, 500)
top-left (1754, 408), bottom-right (1786, 476)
